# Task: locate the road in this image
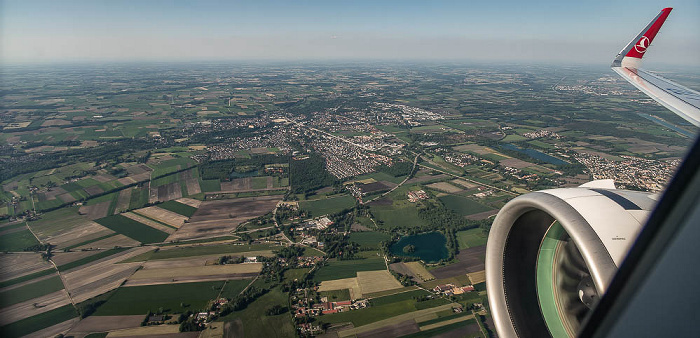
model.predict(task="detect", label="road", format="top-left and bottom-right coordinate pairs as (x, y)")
top-left (364, 153), bottom-right (420, 204)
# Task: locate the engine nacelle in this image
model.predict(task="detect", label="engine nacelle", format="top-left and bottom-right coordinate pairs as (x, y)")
top-left (486, 180), bottom-right (657, 338)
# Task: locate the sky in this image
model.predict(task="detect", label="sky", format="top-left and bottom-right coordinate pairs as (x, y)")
top-left (2, 0), bottom-right (699, 66)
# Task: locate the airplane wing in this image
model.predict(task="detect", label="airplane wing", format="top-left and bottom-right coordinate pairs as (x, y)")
top-left (611, 7), bottom-right (700, 127)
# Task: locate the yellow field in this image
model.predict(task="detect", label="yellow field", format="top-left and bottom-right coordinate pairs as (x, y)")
top-left (134, 206), bottom-right (187, 228)
top-left (467, 270), bottom-right (486, 284)
top-left (176, 197), bottom-right (202, 208)
top-left (357, 270), bottom-right (403, 295)
top-left (404, 262), bottom-right (435, 282)
top-left (318, 277), bottom-right (361, 300)
top-left (107, 324), bottom-right (180, 337)
top-left (130, 263), bottom-right (262, 280)
top-left (426, 182), bottom-right (463, 193)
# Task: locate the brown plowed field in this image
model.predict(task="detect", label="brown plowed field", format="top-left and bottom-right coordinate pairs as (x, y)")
top-left (79, 201), bottom-right (111, 220)
top-left (430, 245), bottom-right (486, 279)
top-left (158, 182), bottom-right (182, 201)
top-left (73, 234), bottom-right (141, 250)
top-left (167, 196), bottom-right (280, 241)
top-left (135, 206), bottom-right (187, 228)
top-left (0, 253), bottom-right (54, 282)
top-left (0, 290), bottom-right (71, 325)
top-left (24, 318), bottom-right (79, 338)
top-left (114, 188), bottom-right (133, 214)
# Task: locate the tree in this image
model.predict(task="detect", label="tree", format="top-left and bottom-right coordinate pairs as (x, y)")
top-left (403, 244), bottom-right (416, 254)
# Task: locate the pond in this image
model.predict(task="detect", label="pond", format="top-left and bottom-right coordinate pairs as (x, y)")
top-left (390, 232), bottom-right (449, 263)
top-left (501, 143), bottom-right (568, 165)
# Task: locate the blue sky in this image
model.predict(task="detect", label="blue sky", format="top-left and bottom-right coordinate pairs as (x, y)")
top-left (2, 0), bottom-right (699, 66)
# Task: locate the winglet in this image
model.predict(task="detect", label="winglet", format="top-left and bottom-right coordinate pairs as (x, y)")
top-left (612, 7), bottom-right (672, 69)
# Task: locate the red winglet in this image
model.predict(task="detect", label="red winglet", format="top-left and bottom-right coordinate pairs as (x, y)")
top-left (624, 7), bottom-right (672, 59)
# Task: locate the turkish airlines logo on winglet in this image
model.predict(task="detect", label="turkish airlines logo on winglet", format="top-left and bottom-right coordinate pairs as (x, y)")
top-left (634, 36), bottom-right (650, 54)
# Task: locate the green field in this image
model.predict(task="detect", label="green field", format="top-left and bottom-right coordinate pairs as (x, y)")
top-left (251, 176), bottom-right (268, 189)
top-left (218, 279), bottom-right (253, 299)
top-left (128, 243), bottom-right (278, 261)
top-left (157, 200), bottom-right (197, 217)
top-left (128, 187), bottom-right (149, 210)
top-left (501, 134), bottom-right (527, 142)
top-left (299, 195), bottom-right (356, 217)
top-left (348, 231), bottom-right (391, 249)
top-left (0, 304), bottom-right (78, 338)
top-left (438, 195), bottom-right (492, 216)
top-left (199, 179), bottom-right (221, 192)
top-left (409, 319), bottom-right (480, 338)
top-left (58, 248), bottom-right (128, 271)
top-left (370, 289), bottom-right (434, 306)
top-left (94, 281), bottom-right (227, 315)
top-left (64, 233), bottom-right (118, 250)
top-left (456, 228), bottom-right (488, 249)
top-left (370, 203), bottom-right (428, 228)
top-left (0, 276), bottom-right (64, 307)
top-left (94, 214), bottom-right (169, 244)
top-left (320, 289), bottom-right (352, 301)
top-left (313, 257), bottom-right (386, 282)
top-left (319, 299), bottom-right (419, 327)
top-left (218, 287), bottom-right (295, 338)
top-left (0, 229), bottom-right (40, 251)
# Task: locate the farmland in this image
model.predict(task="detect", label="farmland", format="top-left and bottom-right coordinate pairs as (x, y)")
top-left (313, 257), bottom-right (387, 282)
top-left (157, 200), bottom-right (198, 217)
top-left (299, 194), bottom-right (356, 217)
top-left (94, 214), bottom-right (169, 244)
top-left (94, 281), bottom-right (229, 316)
top-left (438, 195), bottom-right (493, 217)
top-left (456, 228), bottom-right (489, 249)
top-left (348, 231), bottom-right (391, 249)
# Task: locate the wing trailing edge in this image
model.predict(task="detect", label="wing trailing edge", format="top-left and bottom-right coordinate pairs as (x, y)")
top-left (611, 7), bottom-right (700, 128)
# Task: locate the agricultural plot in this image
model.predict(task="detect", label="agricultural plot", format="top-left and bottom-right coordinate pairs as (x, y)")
top-left (125, 264), bottom-right (262, 286)
top-left (430, 245), bottom-right (486, 279)
top-left (0, 289), bottom-right (72, 327)
top-left (0, 253), bottom-right (54, 284)
top-left (137, 243), bottom-right (277, 261)
top-left (426, 182), bottom-right (463, 194)
top-left (28, 207), bottom-right (115, 249)
top-left (349, 231), bottom-right (391, 249)
top-left (318, 278), bottom-right (361, 300)
top-left (0, 229), bottom-right (39, 252)
top-left (394, 262), bottom-right (435, 282)
top-left (94, 281), bottom-right (228, 316)
top-left (218, 287), bottom-right (295, 338)
top-left (176, 197), bottom-right (202, 208)
top-left (157, 200), bottom-right (198, 217)
top-left (439, 195), bottom-right (493, 217)
top-left (450, 179), bottom-right (479, 189)
top-left (0, 276), bottom-right (64, 307)
top-left (79, 201), bottom-right (111, 220)
top-left (113, 188), bottom-right (132, 214)
top-left (299, 195), bottom-right (356, 217)
top-left (61, 247), bottom-right (152, 303)
top-left (122, 212), bottom-right (176, 234)
top-left (314, 257), bottom-right (387, 282)
top-left (95, 214), bottom-right (169, 244)
top-left (57, 248), bottom-right (128, 272)
top-left (456, 228), bottom-right (488, 249)
top-left (357, 270), bottom-right (403, 295)
top-left (169, 196), bottom-right (280, 241)
top-left (0, 304), bottom-right (78, 338)
top-left (467, 270), bottom-right (486, 285)
top-left (369, 202), bottom-right (428, 228)
top-left (155, 182), bottom-right (182, 202)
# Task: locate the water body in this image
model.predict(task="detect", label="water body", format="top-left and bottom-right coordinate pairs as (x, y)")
top-left (637, 113), bottom-right (694, 138)
top-left (501, 144), bottom-right (568, 165)
top-left (390, 232), bottom-right (449, 263)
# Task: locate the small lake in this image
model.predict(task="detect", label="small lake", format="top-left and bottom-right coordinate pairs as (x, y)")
top-left (501, 143), bottom-right (568, 165)
top-left (390, 232), bottom-right (449, 263)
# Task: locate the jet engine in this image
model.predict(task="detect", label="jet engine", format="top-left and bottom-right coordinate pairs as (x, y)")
top-left (485, 180), bottom-right (657, 338)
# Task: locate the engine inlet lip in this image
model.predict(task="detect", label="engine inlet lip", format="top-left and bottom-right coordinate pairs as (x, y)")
top-left (486, 191), bottom-right (617, 338)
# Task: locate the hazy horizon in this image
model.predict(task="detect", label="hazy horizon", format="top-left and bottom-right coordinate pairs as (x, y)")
top-left (2, 0), bottom-right (700, 68)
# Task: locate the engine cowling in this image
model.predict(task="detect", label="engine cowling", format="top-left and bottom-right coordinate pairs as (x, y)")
top-left (485, 180), bottom-right (657, 338)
